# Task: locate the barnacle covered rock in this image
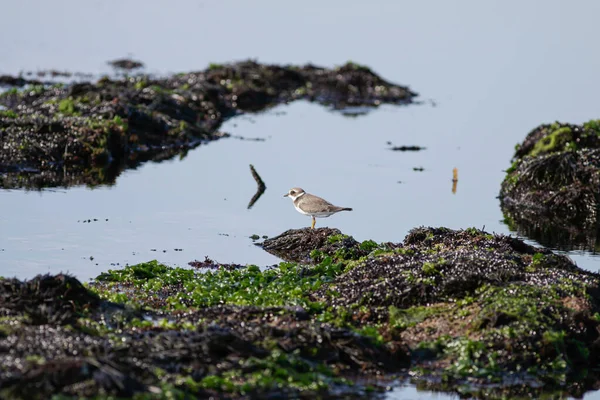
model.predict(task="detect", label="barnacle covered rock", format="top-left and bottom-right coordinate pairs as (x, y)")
top-left (499, 120), bottom-right (600, 250)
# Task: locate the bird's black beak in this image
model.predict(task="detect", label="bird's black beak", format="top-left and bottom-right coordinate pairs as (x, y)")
top-left (283, 193), bottom-right (289, 197)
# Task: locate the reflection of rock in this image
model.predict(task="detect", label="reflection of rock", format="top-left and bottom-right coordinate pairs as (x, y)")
top-left (503, 214), bottom-right (600, 253)
top-left (499, 121), bottom-right (600, 251)
top-left (0, 61), bottom-right (417, 189)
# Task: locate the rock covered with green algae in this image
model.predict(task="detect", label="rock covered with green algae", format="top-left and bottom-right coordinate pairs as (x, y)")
top-left (499, 120), bottom-right (600, 250)
top-left (315, 227), bottom-right (600, 394)
top-left (1, 261), bottom-right (407, 399)
top-left (0, 61), bottom-right (417, 189)
top-left (260, 227), bottom-right (378, 263)
top-left (2, 227), bottom-right (600, 399)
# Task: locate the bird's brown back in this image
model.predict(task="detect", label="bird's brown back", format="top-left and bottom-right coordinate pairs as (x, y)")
top-left (294, 193), bottom-right (350, 213)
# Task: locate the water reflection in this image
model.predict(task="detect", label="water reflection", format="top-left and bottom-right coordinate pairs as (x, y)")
top-left (247, 164), bottom-right (266, 209)
top-left (502, 214), bottom-right (600, 254)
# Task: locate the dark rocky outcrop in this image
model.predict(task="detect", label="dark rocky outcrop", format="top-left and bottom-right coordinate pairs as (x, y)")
top-left (0, 61), bottom-right (417, 189)
top-left (499, 120), bottom-right (600, 251)
top-left (260, 227), bottom-right (370, 263)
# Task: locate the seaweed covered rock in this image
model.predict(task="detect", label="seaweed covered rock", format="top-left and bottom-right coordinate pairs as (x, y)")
top-left (4, 227), bottom-right (600, 398)
top-left (314, 227), bottom-right (600, 395)
top-left (499, 120), bottom-right (600, 250)
top-left (0, 274), bottom-right (100, 325)
top-left (259, 227), bottom-right (374, 263)
top-left (316, 226), bottom-right (583, 311)
top-left (0, 260), bottom-right (405, 399)
top-left (0, 61), bottom-right (417, 189)
top-left (1, 325), bottom-right (265, 399)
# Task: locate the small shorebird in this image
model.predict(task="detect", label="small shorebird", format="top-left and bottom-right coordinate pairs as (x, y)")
top-left (284, 187), bottom-right (352, 229)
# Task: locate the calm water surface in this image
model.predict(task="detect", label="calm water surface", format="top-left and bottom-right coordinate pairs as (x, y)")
top-left (2, 1), bottom-right (600, 398)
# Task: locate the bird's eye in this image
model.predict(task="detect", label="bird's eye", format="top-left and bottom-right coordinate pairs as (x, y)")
top-left (290, 190), bottom-right (295, 195)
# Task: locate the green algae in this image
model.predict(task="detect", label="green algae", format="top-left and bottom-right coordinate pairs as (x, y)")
top-left (583, 119), bottom-right (600, 134)
top-left (473, 284), bottom-right (564, 337)
top-left (0, 87), bottom-right (19, 97)
top-left (389, 304), bottom-right (447, 329)
top-left (443, 338), bottom-right (498, 379)
top-left (208, 63), bottom-right (223, 70)
top-left (359, 239), bottom-right (378, 252)
top-left (0, 110), bottom-right (17, 118)
top-left (327, 233), bottom-right (349, 243)
top-left (529, 126), bottom-right (573, 157)
top-left (184, 350), bottom-right (350, 396)
top-left (58, 98), bottom-right (76, 115)
top-left (93, 259), bottom-right (342, 311)
top-left (401, 280), bottom-right (597, 386)
top-left (421, 258), bottom-right (446, 276)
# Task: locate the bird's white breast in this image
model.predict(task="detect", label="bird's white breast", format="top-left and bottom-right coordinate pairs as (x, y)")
top-left (293, 202), bottom-right (334, 218)
top-left (293, 202), bottom-right (310, 215)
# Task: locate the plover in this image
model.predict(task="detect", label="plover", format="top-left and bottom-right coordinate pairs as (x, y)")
top-left (284, 187), bottom-right (352, 229)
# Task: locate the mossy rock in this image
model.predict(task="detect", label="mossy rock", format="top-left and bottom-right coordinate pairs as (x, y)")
top-left (259, 227), bottom-right (371, 263)
top-left (500, 120), bottom-right (600, 249)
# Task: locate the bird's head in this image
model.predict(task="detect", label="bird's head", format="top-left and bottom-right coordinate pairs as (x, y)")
top-left (283, 187), bottom-right (305, 200)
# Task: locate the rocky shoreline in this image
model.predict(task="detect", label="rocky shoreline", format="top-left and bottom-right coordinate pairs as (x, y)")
top-left (3, 60), bottom-right (600, 399)
top-left (2, 227), bottom-right (599, 399)
top-left (0, 61), bottom-right (416, 189)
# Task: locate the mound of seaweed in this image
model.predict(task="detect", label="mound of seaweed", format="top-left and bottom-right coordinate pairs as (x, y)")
top-left (499, 120), bottom-right (600, 251)
top-left (0, 61), bottom-right (417, 189)
top-left (315, 227), bottom-right (600, 383)
top-left (0, 274), bottom-right (100, 325)
top-left (316, 226), bottom-right (592, 310)
top-left (0, 265), bottom-right (404, 399)
top-left (260, 227), bottom-right (376, 263)
top-left (3, 227), bottom-right (600, 399)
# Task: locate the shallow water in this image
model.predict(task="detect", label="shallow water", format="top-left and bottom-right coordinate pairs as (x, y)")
top-left (2, 0), bottom-right (600, 398)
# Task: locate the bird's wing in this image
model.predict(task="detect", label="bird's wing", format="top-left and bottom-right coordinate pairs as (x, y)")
top-left (298, 194), bottom-right (337, 213)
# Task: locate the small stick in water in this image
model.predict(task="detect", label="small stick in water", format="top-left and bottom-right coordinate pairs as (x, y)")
top-left (452, 167), bottom-right (458, 194)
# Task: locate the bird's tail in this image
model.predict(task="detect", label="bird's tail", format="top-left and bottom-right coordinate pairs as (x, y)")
top-left (339, 207), bottom-right (353, 212)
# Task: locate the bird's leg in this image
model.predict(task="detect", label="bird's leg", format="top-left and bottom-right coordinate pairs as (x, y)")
top-left (311, 216), bottom-right (316, 229)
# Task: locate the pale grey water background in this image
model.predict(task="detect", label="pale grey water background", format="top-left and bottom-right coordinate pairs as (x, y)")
top-left (2, 1), bottom-right (600, 398)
